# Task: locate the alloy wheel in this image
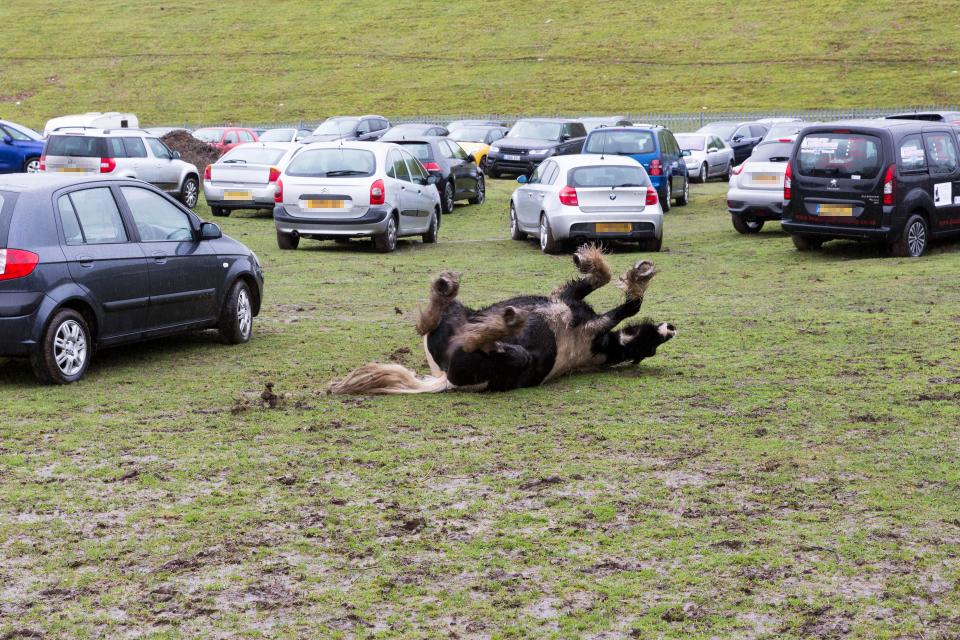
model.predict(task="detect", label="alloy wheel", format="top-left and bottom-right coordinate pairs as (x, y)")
top-left (700, 163), bottom-right (707, 182)
top-left (237, 289), bottom-right (252, 338)
top-left (907, 219), bottom-right (926, 256)
top-left (26, 159), bottom-right (41, 173)
top-left (53, 320), bottom-right (87, 377)
top-left (183, 179), bottom-right (198, 207)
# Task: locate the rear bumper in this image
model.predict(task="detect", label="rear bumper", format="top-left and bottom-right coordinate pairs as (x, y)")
top-left (550, 210), bottom-right (663, 241)
top-left (0, 292), bottom-right (48, 357)
top-left (273, 205), bottom-right (392, 237)
top-left (727, 188), bottom-right (784, 218)
top-left (781, 220), bottom-right (893, 240)
top-left (204, 182), bottom-right (277, 209)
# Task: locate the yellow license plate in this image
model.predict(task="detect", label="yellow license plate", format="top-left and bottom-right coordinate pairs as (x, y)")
top-left (58, 167), bottom-right (89, 173)
top-left (818, 204), bottom-right (853, 216)
top-left (753, 175), bottom-right (779, 184)
top-left (223, 191), bottom-right (251, 201)
top-left (305, 199), bottom-right (345, 209)
top-left (595, 222), bottom-right (632, 233)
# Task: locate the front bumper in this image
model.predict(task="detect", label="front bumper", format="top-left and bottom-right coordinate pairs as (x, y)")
top-left (273, 205), bottom-right (392, 237)
top-left (727, 187), bottom-right (785, 219)
top-left (488, 154), bottom-right (551, 176)
top-left (549, 209), bottom-right (663, 242)
top-left (204, 182), bottom-right (278, 210)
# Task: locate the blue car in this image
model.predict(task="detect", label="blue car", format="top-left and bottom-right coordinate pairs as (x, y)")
top-left (581, 126), bottom-right (689, 211)
top-left (0, 120), bottom-right (45, 174)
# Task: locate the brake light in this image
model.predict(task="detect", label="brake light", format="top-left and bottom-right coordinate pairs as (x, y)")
top-left (831, 129), bottom-right (850, 134)
top-left (648, 159), bottom-right (662, 176)
top-left (421, 162), bottom-right (441, 172)
top-left (39, 154), bottom-right (46, 171)
top-left (645, 187), bottom-right (658, 206)
top-left (203, 164), bottom-right (211, 181)
top-left (370, 179), bottom-right (385, 205)
top-left (0, 249), bottom-right (39, 281)
top-left (732, 163), bottom-right (745, 176)
top-left (99, 157), bottom-right (116, 174)
top-left (783, 160), bottom-right (792, 200)
top-left (558, 185), bottom-right (579, 206)
top-left (268, 166), bottom-right (281, 183)
top-left (883, 163), bottom-right (896, 205)
top-left (778, 138), bottom-right (793, 143)
top-left (274, 178), bottom-right (283, 203)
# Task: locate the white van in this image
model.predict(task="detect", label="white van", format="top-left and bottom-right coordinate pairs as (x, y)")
top-left (43, 112), bottom-right (139, 137)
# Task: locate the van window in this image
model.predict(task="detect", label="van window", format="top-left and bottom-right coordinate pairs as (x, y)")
top-left (797, 133), bottom-right (882, 179)
top-left (924, 133), bottom-right (959, 174)
top-left (898, 136), bottom-right (926, 172)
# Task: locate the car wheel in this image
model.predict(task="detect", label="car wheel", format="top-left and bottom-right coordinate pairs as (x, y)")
top-left (539, 214), bottom-right (561, 254)
top-left (276, 229), bottom-right (299, 250)
top-left (374, 215), bottom-right (398, 252)
top-left (211, 206), bottom-right (230, 217)
top-left (723, 162), bottom-right (732, 181)
top-left (510, 202), bottom-right (527, 240)
top-left (891, 214), bottom-right (928, 257)
top-left (660, 181), bottom-right (672, 212)
top-left (219, 279), bottom-right (254, 344)
top-left (488, 167), bottom-right (501, 179)
top-left (179, 176), bottom-right (199, 208)
top-left (30, 309), bottom-right (92, 384)
top-left (731, 214), bottom-right (764, 234)
top-left (24, 157), bottom-right (41, 174)
top-left (423, 209), bottom-right (439, 243)
top-left (698, 163), bottom-right (708, 183)
top-left (468, 174), bottom-right (485, 205)
top-left (792, 234), bottom-right (823, 251)
top-left (638, 235), bottom-right (662, 252)
top-left (676, 178), bottom-right (689, 206)
top-left (479, 156), bottom-right (488, 172)
top-left (441, 181), bottom-right (455, 214)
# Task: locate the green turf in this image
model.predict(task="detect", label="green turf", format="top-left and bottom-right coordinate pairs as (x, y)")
top-left (1, 0), bottom-right (959, 127)
top-left (1, 177), bottom-right (958, 637)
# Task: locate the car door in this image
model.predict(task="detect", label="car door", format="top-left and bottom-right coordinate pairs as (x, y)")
top-left (386, 149), bottom-right (419, 227)
top-left (119, 136), bottom-right (154, 184)
top-left (923, 130), bottom-right (960, 231)
top-left (55, 186), bottom-right (151, 339)
top-left (517, 160), bottom-right (553, 228)
top-left (442, 140), bottom-right (478, 197)
top-left (222, 129), bottom-right (240, 153)
top-left (118, 185), bottom-right (220, 328)
top-left (355, 119), bottom-right (373, 141)
top-left (145, 138), bottom-right (180, 191)
top-left (402, 150), bottom-right (434, 230)
top-left (663, 131), bottom-right (684, 193)
top-left (0, 125), bottom-right (28, 172)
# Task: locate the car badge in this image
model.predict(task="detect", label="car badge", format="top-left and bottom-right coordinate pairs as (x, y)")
top-left (609, 193), bottom-right (617, 201)
top-left (829, 179), bottom-right (838, 188)
top-left (321, 187), bottom-right (328, 193)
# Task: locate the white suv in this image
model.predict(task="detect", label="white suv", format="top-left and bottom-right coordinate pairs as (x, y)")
top-left (41, 128), bottom-right (201, 208)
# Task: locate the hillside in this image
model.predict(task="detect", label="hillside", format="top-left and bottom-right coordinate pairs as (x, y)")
top-left (1, 0), bottom-right (958, 128)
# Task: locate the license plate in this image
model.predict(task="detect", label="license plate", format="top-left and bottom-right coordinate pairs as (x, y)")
top-left (817, 204), bottom-right (853, 216)
top-left (58, 167), bottom-right (89, 173)
top-left (504, 154), bottom-right (522, 161)
top-left (223, 190), bottom-right (251, 201)
top-left (753, 174), bottom-right (779, 184)
top-left (595, 222), bottom-right (632, 233)
top-left (305, 199), bottom-right (345, 209)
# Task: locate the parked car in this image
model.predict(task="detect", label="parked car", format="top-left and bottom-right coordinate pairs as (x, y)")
top-left (448, 125), bottom-right (509, 171)
top-left (486, 119), bottom-right (588, 178)
top-left (676, 133), bottom-right (735, 183)
top-left (303, 115), bottom-right (390, 143)
top-left (696, 121), bottom-right (769, 164)
top-left (509, 154), bottom-right (664, 253)
top-left (43, 112), bottom-right (138, 137)
top-left (40, 128), bottom-right (201, 208)
top-left (579, 116), bottom-right (633, 132)
top-left (782, 120), bottom-right (960, 257)
top-left (192, 127), bottom-right (259, 155)
top-left (144, 127), bottom-right (192, 137)
top-left (885, 111), bottom-right (960, 125)
top-left (0, 120), bottom-right (45, 173)
top-left (257, 127), bottom-right (312, 143)
top-left (390, 137), bottom-right (485, 213)
top-left (382, 123), bottom-right (450, 140)
top-left (447, 119), bottom-right (505, 132)
top-left (0, 174), bottom-right (263, 383)
top-left (581, 126), bottom-right (689, 211)
top-left (273, 141), bottom-right (442, 253)
top-left (203, 142), bottom-right (303, 217)
top-left (726, 137), bottom-right (796, 234)
top-left (763, 121), bottom-right (816, 141)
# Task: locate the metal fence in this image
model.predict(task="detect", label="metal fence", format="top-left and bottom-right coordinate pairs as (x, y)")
top-left (154, 106), bottom-right (960, 133)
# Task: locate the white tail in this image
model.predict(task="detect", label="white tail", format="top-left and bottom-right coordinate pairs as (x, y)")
top-left (327, 363), bottom-right (451, 395)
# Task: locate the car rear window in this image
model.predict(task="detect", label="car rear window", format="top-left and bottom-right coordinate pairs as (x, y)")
top-left (796, 133), bottom-right (883, 179)
top-left (675, 134), bottom-right (705, 151)
top-left (568, 165), bottom-right (651, 188)
top-left (220, 147), bottom-right (287, 166)
top-left (284, 148), bottom-right (376, 177)
top-left (750, 142), bottom-right (793, 162)
top-left (45, 135), bottom-right (108, 157)
top-left (584, 130), bottom-right (657, 155)
top-left (395, 142), bottom-right (433, 162)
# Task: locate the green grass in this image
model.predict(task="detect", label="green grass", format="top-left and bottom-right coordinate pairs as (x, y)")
top-left (1, 178), bottom-right (958, 637)
top-left (1, 0), bottom-right (960, 127)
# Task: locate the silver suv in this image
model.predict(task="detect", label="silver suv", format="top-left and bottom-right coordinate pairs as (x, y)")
top-left (41, 128), bottom-right (201, 207)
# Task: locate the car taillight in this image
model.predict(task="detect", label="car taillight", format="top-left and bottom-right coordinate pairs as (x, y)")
top-left (203, 164), bottom-right (212, 181)
top-left (421, 162), bottom-right (441, 172)
top-left (274, 178), bottom-right (283, 203)
top-left (0, 249), bottom-right (39, 281)
top-left (732, 163), bottom-right (745, 176)
top-left (370, 179), bottom-right (385, 205)
top-left (558, 185), bottom-right (579, 206)
top-left (39, 154), bottom-right (46, 171)
top-left (99, 157), bottom-right (116, 174)
top-left (645, 187), bottom-right (658, 206)
top-left (648, 159), bottom-right (662, 176)
top-left (883, 163), bottom-right (896, 205)
top-left (783, 160), bottom-right (792, 200)
top-left (268, 166), bottom-right (281, 183)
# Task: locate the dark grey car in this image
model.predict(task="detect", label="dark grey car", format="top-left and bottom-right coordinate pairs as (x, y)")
top-left (302, 115), bottom-right (391, 144)
top-left (486, 118), bottom-right (588, 178)
top-left (0, 174), bottom-right (264, 383)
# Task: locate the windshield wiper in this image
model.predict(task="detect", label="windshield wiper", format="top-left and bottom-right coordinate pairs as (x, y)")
top-left (613, 183), bottom-right (643, 187)
top-left (222, 159), bottom-right (247, 164)
top-left (325, 170), bottom-right (368, 176)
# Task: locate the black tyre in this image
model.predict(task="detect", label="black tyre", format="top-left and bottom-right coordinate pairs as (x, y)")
top-left (539, 214), bottom-right (561, 254)
top-left (179, 176), bottom-right (199, 208)
top-left (423, 209), bottom-right (439, 243)
top-left (510, 202), bottom-right (527, 240)
top-left (218, 280), bottom-right (254, 344)
top-left (676, 177), bottom-right (689, 206)
top-left (891, 214), bottom-right (928, 257)
top-left (441, 181), bottom-right (455, 213)
top-left (276, 230), bottom-right (299, 250)
top-left (479, 156), bottom-right (488, 172)
top-left (660, 181), bottom-right (672, 212)
top-left (30, 308), bottom-right (92, 384)
top-left (211, 206), bottom-right (230, 217)
top-left (638, 235), bottom-right (663, 252)
top-left (374, 215), bottom-right (398, 252)
top-left (468, 174), bottom-right (485, 205)
top-left (23, 157), bottom-right (41, 174)
top-left (488, 167), bottom-right (501, 179)
top-left (731, 214), bottom-right (764, 234)
top-left (792, 234), bottom-right (823, 251)
top-left (698, 163), bottom-right (708, 183)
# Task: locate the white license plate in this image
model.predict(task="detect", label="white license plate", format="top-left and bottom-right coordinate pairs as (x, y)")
top-left (504, 154), bottom-right (522, 161)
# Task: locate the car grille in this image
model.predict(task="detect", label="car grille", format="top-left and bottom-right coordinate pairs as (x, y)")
top-left (497, 148), bottom-right (527, 156)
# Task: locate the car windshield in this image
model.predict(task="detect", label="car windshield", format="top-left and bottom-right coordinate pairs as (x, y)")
top-left (313, 118), bottom-right (359, 136)
top-left (192, 129), bottom-right (225, 143)
top-left (568, 165), bottom-right (651, 188)
top-left (395, 142), bottom-right (433, 162)
top-left (284, 148), bottom-right (376, 177)
top-left (219, 147), bottom-right (287, 166)
top-left (697, 123), bottom-right (738, 139)
top-left (257, 129), bottom-right (295, 142)
top-left (796, 133), bottom-right (882, 179)
top-left (675, 134), bottom-right (705, 151)
top-left (45, 135), bottom-right (107, 157)
top-left (449, 127), bottom-right (489, 143)
top-left (508, 121), bottom-right (562, 141)
top-left (750, 141), bottom-right (794, 162)
top-left (584, 130), bottom-right (656, 155)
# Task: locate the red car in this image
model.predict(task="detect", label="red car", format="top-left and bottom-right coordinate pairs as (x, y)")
top-left (192, 127), bottom-right (259, 155)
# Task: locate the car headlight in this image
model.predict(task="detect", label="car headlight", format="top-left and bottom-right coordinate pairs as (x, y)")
top-left (488, 145), bottom-right (500, 155)
top-left (528, 148), bottom-right (552, 156)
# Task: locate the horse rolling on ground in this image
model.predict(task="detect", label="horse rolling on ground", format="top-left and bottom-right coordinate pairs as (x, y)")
top-left (328, 245), bottom-right (677, 394)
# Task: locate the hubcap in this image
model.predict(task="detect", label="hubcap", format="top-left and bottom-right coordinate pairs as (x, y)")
top-left (237, 289), bottom-right (252, 337)
top-left (511, 207), bottom-right (517, 234)
top-left (701, 165), bottom-right (707, 182)
top-left (907, 221), bottom-right (926, 256)
top-left (27, 159), bottom-right (40, 173)
top-left (666, 182), bottom-right (671, 201)
top-left (184, 180), bottom-right (198, 206)
top-left (477, 177), bottom-right (484, 201)
top-left (388, 218), bottom-right (397, 247)
top-left (540, 219), bottom-right (548, 250)
top-left (53, 320), bottom-right (87, 377)
top-left (445, 184), bottom-right (454, 209)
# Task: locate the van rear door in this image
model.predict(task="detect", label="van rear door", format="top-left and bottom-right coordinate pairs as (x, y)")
top-left (923, 130), bottom-right (960, 232)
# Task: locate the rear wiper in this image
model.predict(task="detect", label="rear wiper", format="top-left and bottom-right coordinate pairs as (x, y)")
top-left (222, 159), bottom-right (247, 164)
top-left (613, 183), bottom-right (643, 187)
top-left (325, 170), bottom-right (367, 176)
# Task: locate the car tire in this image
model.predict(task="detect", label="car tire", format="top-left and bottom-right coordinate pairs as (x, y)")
top-left (24, 157), bottom-right (41, 174)
top-left (723, 162), bottom-right (732, 181)
top-left (539, 214), bottom-right (561, 254)
top-left (731, 214), bottom-right (764, 234)
top-left (510, 202), bottom-right (527, 240)
top-left (30, 308), bottom-right (92, 384)
top-left (468, 174), bottom-right (485, 205)
top-left (660, 181), bottom-right (672, 212)
top-left (479, 156), bottom-right (488, 172)
top-left (698, 163), bottom-right (708, 183)
top-left (212, 206), bottom-right (230, 217)
top-left (374, 215), bottom-right (398, 252)
top-left (218, 279), bottom-right (254, 344)
top-left (638, 235), bottom-right (663, 252)
top-left (179, 176), bottom-right (199, 208)
top-left (488, 167), bottom-right (501, 179)
top-left (891, 214), bottom-right (928, 257)
top-left (791, 234), bottom-right (823, 251)
top-left (276, 230), bottom-right (299, 250)
top-left (441, 181), bottom-right (455, 214)
top-left (423, 209), bottom-right (439, 244)
top-left (676, 177), bottom-right (689, 206)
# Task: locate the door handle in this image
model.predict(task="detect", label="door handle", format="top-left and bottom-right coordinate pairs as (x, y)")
top-left (152, 251), bottom-right (167, 264)
top-left (76, 255), bottom-right (94, 267)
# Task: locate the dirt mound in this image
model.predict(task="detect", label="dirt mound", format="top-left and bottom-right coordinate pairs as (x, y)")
top-left (161, 130), bottom-right (219, 175)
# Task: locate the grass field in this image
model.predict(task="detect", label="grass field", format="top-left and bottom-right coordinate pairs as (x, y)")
top-left (1, 177), bottom-right (958, 638)
top-left (2, 0), bottom-right (960, 127)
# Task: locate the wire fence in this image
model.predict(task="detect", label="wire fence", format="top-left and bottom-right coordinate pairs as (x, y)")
top-left (152, 106), bottom-right (960, 134)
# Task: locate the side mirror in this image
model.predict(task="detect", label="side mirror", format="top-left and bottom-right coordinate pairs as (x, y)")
top-left (517, 175), bottom-right (528, 184)
top-left (200, 222), bottom-right (222, 240)
top-left (172, 151), bottom-right (181, 159)
top-left (2, 135), bottom-right (12, 145)
top-left (560, 134), bottom-right (571, 142)
top-left (707, 148), bottom-right (716, 154)
top-left (732, 136), bottom-right (743, 143)
top-left (681, 149), bottom-right (691, 157)
top-left (426, 174), bottom-right (440, 185)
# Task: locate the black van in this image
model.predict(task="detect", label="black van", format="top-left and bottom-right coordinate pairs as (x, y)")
top-left (782, 120), bottom-right (960, 257)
